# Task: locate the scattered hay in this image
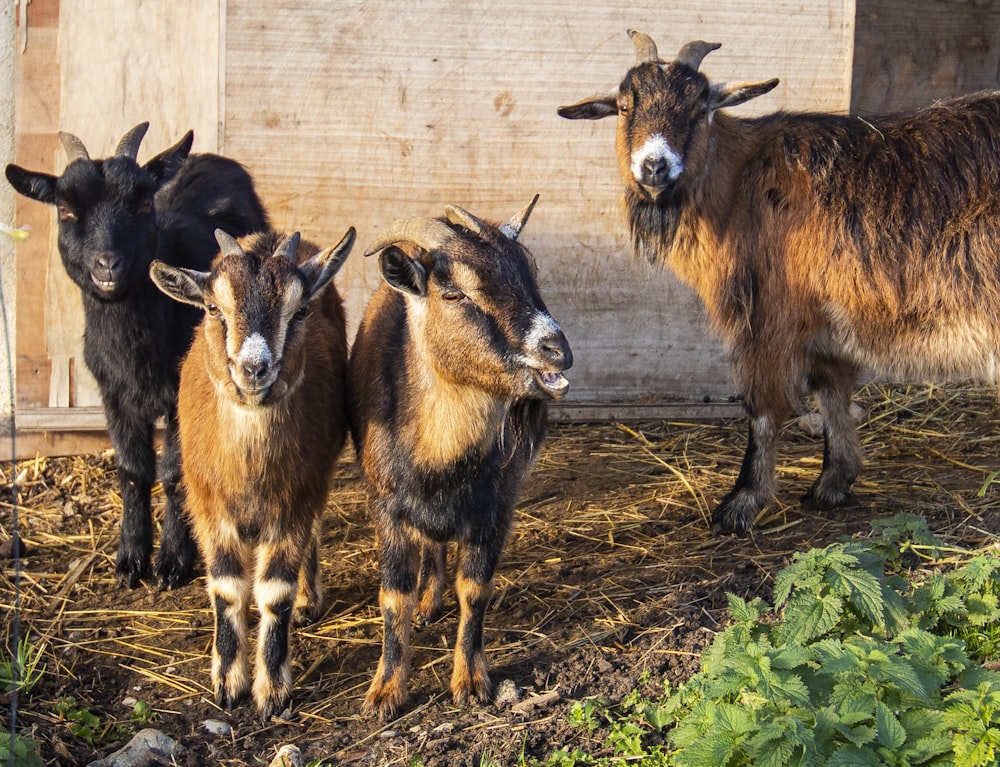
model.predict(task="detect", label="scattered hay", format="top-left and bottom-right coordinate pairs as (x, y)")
top-left (1, 382), bottom-right (999, 764)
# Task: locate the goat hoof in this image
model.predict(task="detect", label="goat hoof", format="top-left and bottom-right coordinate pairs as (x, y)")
top-left (153, 550), bottom-right (197, 591)
top-left (710, 493), bottom-right (759, 535)
top-left (115, 553), bottom-right (148, 589)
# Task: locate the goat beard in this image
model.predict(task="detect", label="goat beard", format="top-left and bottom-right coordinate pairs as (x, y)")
top-left (624, 188), bottom-right (682, 267)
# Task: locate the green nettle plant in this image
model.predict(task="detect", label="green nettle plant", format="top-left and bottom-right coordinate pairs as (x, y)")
top-left (543, 515), bottom-right (1000, 767)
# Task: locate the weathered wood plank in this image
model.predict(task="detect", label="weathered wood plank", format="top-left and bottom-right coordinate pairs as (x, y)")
top-left (221, 0), bottom-right (854, 410)
top-left (852, 0), bottom-right (1000, 114)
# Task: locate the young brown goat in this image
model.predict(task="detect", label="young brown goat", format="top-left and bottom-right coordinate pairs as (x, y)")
top-left (150, 227), bottom-right (354, 718)
top-left (560, 30), bottom-right (1000, 534)
top-left (350, 198), bottom-right (572, 720)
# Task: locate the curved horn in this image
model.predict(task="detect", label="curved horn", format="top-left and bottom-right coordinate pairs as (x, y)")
top-left (364, 217), bottom-right (456, 257)
top-left (58, 132), bottom-right (91, 164)
top-left (274, 231), bottom-right (301, 262)
top-left (114, 122), bottom-right (150, 160)
top-left (500, 194), bottom-right (539, 241)
top-left (214, 229), bottom-right (245, 259)
top-left (675, 40), bottom-right (721, 72)
top-left (444, 204), bottom-right (488, 237)
top-left (628, 29), bottom-right (659, 64)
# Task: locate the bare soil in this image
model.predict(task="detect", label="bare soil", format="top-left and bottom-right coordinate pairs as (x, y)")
top-left (3, 383), bottom-right (1000, 766)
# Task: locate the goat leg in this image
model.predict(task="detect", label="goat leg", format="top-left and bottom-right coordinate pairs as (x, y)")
top-left (803, 364), bottom-right (862, 509)
top-left (712, 411), bottom-right (778, 533)
top-left (153, 417), bottom-right (197, 589)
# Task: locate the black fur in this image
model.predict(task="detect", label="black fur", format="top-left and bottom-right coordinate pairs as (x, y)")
top-left (6, 127), bottom-right (268, 588)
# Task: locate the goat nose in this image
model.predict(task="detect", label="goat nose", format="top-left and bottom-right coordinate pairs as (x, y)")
top-left (541, 332), bottom-right (573, 370)
top-left (642, 156), bottom-right (667, 182)
top-left (95, 252), bottom-right (121, 276)
top-left (241, 358), bottom-right (270, 383)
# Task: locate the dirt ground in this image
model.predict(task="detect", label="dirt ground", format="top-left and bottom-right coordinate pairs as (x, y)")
top-left (3, 383), bottom-right (1000, 766)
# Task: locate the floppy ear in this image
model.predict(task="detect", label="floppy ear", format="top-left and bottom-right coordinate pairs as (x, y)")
top-left (557, 94), bottom-right (619, 120)
top-left (709, 78), bottom-right (779, 111)
top-left (150, 260), bottom-right (211, 307)
top-left (300, 226), bottom-right (356, 300)
top-left (5, 165), bottom-right (58, 205)
top-left (379, 246), bottom-right (427, 297)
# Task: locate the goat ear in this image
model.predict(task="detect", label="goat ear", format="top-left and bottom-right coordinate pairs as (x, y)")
top-left (557, 95), bottom-right (619, 120)
top-left (380, 246), bottom-right (427, 297)
top-left (143, 130), bottom-right (194, 186)
top-left (709, 78), bottom-right (779, 111)
top-left (150, 260), bottom-right (210, 307)
top-left (301, 227), bottom-right (356, 299)
top-left (5, 165), bottom-right (57, 205)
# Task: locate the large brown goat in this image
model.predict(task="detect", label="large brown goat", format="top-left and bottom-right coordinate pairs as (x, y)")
top-left (150, 227), bottom-right (354, 718)
top-left (559, 30), bottom-right (1000, 534)
top-left (350, 198), bottom-right (572, 720)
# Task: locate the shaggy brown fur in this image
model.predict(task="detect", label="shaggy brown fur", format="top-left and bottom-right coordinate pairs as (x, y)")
top-left (150, 227), bottom-right (354, 718)
top-left (560, 30), bottom-right (1000, 533)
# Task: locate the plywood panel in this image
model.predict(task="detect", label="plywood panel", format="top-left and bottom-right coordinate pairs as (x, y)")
top-left (223, 0), bottom-right (855, 412)
top-left (852, 0), bottom-right (1000, 114)
top-left (25, 1), bottom-right (223, 409)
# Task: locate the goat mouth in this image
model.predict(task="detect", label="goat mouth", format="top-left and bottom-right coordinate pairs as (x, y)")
top-left (638, 183), bottom-right (671, 203)
top-left (531, 368), bottom-right (570, 399)
top-left (90, 275), bottom-right (119, 293)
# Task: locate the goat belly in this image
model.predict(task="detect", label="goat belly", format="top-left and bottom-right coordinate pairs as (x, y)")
top-left (389, 456), bottom-right (524, 544)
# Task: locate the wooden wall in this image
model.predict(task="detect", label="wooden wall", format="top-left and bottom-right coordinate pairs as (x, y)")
top-left (10, 0), bottom-right (993, 457)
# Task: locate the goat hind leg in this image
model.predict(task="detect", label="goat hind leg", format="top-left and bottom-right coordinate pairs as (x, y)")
top-left (712, 412), bottom-right (779, 534)
top-left (804, 367), bottom-right (862, 508)
top-left (293, 527), bottom-right (323, 626)
top-left (415, 542), bottom-right (446, 625)
top-left (153, 412), bottom-right (198, 590)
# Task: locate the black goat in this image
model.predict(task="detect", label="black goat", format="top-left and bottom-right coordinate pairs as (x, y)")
top-left (350, 198), bottom-right (573, 719)
top-left (6, 123), bottom-right (269, 587)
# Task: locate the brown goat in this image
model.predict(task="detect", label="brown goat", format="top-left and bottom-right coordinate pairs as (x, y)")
top-left (349, 198), bottom-right (572, 719)
top-left (150, 227), bottom-right (354, 718)
top-left (559, 30), bottom-right (1000, 533)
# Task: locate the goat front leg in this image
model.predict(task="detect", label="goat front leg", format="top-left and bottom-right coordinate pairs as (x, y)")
top-left (450, 543), bottom-right (499, 706)
top-left (105, 406), bottom-right (155, 587)
top-left (804, 363), bottom-right (862, 509)
top-left (206, 547), bottom-right (252, 710)
top-left (253, 541), bottom-right (302, 720)
top-left (363, 527), bottom-right (419, 721)
top-left (153, 411), bottom-right (198, 589)
top-left (712, 411), bottom-right (778, 534)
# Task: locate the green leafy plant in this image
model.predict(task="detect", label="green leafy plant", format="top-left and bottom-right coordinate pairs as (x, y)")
top-left (0, 636), bottom-right (47, 695)
top-left (129, 699), bottom-right (159, 725)
top-left (54, 696), bottom-right (104, 745)
top-left (538, 515), bottom-right (1000, 767)
top-left (0, 731), bottom-right (44, 767)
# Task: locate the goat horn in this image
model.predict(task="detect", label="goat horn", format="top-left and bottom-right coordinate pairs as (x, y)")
top-left (274, 232), bottom-right (301, 262)
top-left (675, 40), bottom-right (721, 72)
top-left (58, 132), bottom-right (91, 164)
top-left (214, 229), bottom-right (245, 259)
top-left (444, 205), bottom-right (488, 237)
top-left (500, 194), bottom-right (539, 241)
top-left (628, 30), bottom-right (660, 64)
top-left (114, 122), bottom-right (150, 160)
top-left (364, 217), bottom-right (456, 257)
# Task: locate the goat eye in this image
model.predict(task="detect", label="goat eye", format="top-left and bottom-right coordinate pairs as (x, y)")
top-left (293, 306), bottom-right (308, 322)
top-left (57, 204), bottom-right (77, 223)
top-left (206, 304), bottom-right (221, 318)
top-left (442, 290), bottom-right (465, 304)
top-left (618, 103), bottom-right (629, 116)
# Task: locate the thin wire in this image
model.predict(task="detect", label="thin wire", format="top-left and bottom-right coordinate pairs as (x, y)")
top-left (1, 236), bottom-right (20, 767)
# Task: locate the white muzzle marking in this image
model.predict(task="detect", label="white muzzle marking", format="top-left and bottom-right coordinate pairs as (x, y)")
top-left (630, 134), bottom-right (684, 185)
